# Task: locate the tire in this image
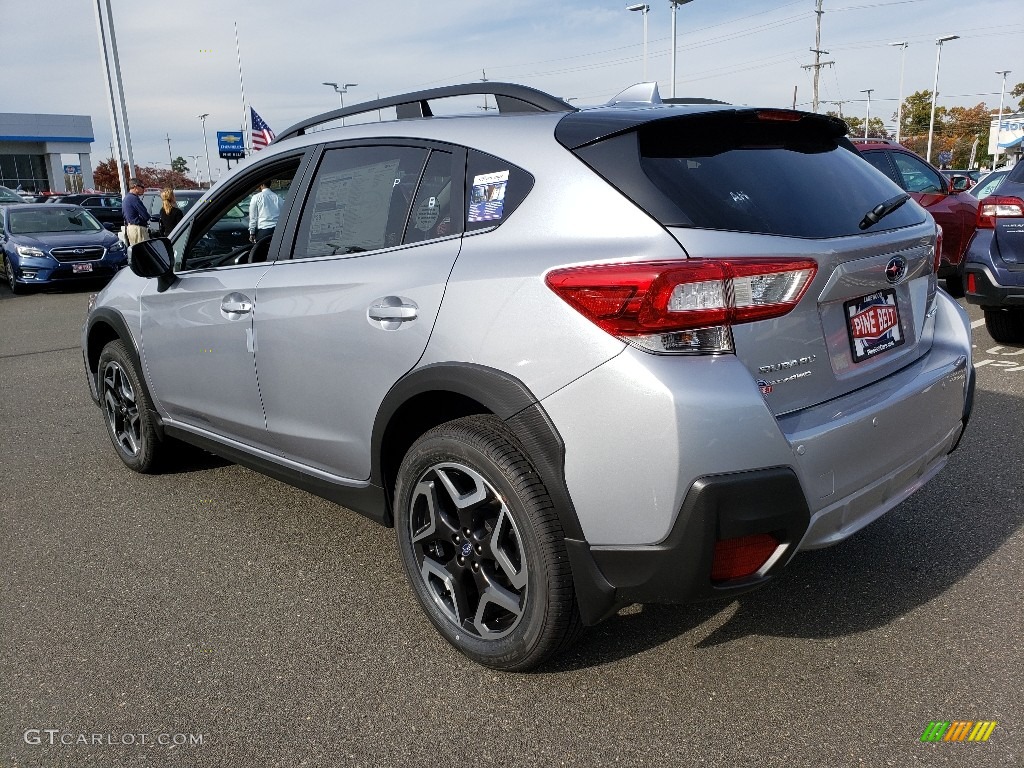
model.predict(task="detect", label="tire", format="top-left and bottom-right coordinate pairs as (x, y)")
top-left (4, 255), bottom-right (27, 295)
top-left (984, 308), bottom-right (1024, 345)
top-left (394, 415), bottom-right (581, 671)
top-left (97, 340), bottom-right (165, 472)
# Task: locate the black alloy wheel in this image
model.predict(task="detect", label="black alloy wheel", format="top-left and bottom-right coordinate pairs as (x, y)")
top-left (97, 340), bottom-right (164, 472)
top-left (395, 415), bottom-right (581, 671)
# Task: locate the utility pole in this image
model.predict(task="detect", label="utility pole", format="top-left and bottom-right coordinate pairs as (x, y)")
top-left (801, 0), bottom-right (833, 113)
top-left (479, 69), bottom-right (493, 111)
top-left (166, 134), bottom-right (173, 165)
top-left (825, 99), bottom-right (850, 119)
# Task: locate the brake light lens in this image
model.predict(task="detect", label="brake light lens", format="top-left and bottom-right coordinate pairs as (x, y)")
top-left (711, 534), bottom-right (780, 582)
top-left (933, 226), bottom-right (943, 273)
top-left (545, 258), bottom-right (816, 354)
top-left (977, 196), bottom-right (1024, 229)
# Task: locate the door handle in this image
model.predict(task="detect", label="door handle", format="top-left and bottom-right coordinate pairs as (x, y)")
top-left (221, 292), bottom-right (253, 317)
top-left (368, 304), bottom-right (417, 321)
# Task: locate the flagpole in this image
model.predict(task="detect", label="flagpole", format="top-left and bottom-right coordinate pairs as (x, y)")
top-left (235, 20), bottom-right (250, 156)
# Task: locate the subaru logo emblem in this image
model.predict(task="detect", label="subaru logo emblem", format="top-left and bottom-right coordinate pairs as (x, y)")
top-left (73, 248), bottom-right (85, 254)
top-left (885, 256), bottom-right (907, 284)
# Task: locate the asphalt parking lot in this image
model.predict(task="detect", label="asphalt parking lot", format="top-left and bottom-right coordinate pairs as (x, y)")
top-left (1, 283), bottom-right (1021, 768)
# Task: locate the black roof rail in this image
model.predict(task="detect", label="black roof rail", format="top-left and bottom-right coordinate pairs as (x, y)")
top-left (275, 82), bottom-right (578, 144)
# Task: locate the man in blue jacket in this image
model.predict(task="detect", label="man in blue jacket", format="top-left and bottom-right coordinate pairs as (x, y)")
top-left (122, 178), bottom-right (150, 246)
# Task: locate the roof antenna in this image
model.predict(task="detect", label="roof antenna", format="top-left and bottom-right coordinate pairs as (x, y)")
top-left (607, 82), bottom-right (663, 105)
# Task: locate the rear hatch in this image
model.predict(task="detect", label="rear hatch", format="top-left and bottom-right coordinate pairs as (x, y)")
top-left (982, 167), bottom-right (1024, 267)
top-left (560, 107), bottom-right (939, 415)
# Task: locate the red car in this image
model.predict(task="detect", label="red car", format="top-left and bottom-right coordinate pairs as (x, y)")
top-left (851, 138), bottom-right (978, 294)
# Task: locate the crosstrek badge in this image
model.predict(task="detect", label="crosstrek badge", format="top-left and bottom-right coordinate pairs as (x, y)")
top-left (844, 289), bottom-right (905, 363)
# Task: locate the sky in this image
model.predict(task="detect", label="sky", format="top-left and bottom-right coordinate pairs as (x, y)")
top-left (3, 0), bottom-right (1022, 183)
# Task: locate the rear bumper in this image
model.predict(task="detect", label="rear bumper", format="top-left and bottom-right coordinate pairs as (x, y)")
top-left (963, 264), bottom-right (1024, 308)
top-left (963, 229), bottom-right (1024, 308)
top-left (565, 467), bottom-right (811, 624)
top-left (545, 293), bottom-right (973, 625)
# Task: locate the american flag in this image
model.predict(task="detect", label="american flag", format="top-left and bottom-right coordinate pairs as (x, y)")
top-left (251, 107), bottom-right (275, 151)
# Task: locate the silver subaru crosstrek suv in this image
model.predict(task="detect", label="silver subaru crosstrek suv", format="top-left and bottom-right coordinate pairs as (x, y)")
top-left (83, 82), bottom-right (974, 670)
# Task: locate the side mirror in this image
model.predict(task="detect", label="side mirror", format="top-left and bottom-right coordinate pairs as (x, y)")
top-left (949, 175), bottom-right (971, 193)
top-left (129, 237), bottom-right (174, 280)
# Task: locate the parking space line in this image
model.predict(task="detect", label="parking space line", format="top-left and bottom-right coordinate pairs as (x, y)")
top-left (971, 319), bottom-right (985, 328)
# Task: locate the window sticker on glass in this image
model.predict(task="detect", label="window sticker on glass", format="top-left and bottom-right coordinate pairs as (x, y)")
top-left (307, 159), bottom-right (400, 256)
top-left (468, 170), bottom-right (508, 223)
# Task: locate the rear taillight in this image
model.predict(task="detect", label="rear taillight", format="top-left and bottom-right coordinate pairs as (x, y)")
top-left (933, 226), bottom-right (943, 273)
top-left (545, 258), bottom-right (817, 354)
top-left (977, 196), bottom-right (1024, 229)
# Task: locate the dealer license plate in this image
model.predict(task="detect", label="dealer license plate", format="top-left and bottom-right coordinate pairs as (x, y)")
top-left (72, 263), bottom-right (94, 274)
top-left (844, 289), bottom-right (904, 363)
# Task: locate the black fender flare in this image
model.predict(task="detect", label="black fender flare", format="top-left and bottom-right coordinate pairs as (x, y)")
top-left (370, 362), bottom-right (585, 542)
top-left (85, 308), bottom-right (162, 434)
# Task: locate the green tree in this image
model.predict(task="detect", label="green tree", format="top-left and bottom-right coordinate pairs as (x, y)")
top-left (895, 90), bottom-right (940, 140)
top-left (826, 112), bottom-right (889, 139)
top-left (171, 156), bottom-right (189, 174)
top-left (1011, 81), bottom-right (1024, 112)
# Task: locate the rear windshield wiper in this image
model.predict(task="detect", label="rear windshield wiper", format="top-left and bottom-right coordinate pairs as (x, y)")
top-left (859, 192), bottom-right (911, 230)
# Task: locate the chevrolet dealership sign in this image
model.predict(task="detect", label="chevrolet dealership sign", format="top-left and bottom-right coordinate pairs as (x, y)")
top-left (217, 131), bottom-right (245, 159)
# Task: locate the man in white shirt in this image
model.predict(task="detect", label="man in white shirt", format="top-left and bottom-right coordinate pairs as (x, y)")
top-left (248, 180), bottom-right (281, 243)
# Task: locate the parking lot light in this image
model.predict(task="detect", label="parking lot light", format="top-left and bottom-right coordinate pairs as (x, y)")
top-left (926, 35), bottom-right (959, 163)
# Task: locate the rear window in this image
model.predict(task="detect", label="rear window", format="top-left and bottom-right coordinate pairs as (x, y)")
top-left (577, 112), bottom-right (926, 238)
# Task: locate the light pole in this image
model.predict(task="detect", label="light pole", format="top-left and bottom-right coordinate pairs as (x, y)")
top-left (994, 69), bottom-right (1012, 169)
top-left (197, 113), bottom-right (213, 188)
top-left (889, 41), bottom-right (908, 143)
top-left (927, 35), bottom-right (959, 164)
top-left (669, 0), bottom-right (695, 99)
top-left (627, 4), bottom-right (650, 82)
top-left (323, 82), bottom-right (358, 123)
top-left (860, 89), bottom-right (873, 139)
top-left (188, 155), bottom-right (204, 187)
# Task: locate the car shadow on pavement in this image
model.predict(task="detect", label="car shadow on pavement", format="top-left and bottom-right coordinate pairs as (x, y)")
top-left (545, 387), bottom-right (1023, 672)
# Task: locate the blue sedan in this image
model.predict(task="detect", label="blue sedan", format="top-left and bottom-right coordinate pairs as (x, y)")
top-left (1, 204), bottom-right (128, 294)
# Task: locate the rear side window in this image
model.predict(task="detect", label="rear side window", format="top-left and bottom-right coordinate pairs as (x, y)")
top-left (577, 112), bottom-right (926, 238)
top-left (465, 150), bottom-right (534, 232)
top-left (859, 150), bottom-right (902, 186)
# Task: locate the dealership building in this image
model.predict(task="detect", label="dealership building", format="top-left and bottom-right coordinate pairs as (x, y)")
top-left (0, 112), bottom-right (95, 193)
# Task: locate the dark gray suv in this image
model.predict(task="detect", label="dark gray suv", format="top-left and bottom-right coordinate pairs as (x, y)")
top-left (82, 82), bottom-right (974, 670)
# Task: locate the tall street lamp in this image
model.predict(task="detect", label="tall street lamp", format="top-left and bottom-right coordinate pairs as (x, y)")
top-left (889, 41), bottom-right (908, 143)
top-left (669, 0), bottom-right (695, 99)
top-left (627, 4), bottom-right (650, 82)
top-left (197, 113), bottom-right (213, 187)
top-left (188, 154), bottom-right (204, 187)
top-left (860, 89), bottom-right (873, 139)
top-left (323, 81), bottom-right (358, 123)
top-left (926, 34), bottom-right (959, 164)
top-left (994, 69), bottom-right (1012, 168)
